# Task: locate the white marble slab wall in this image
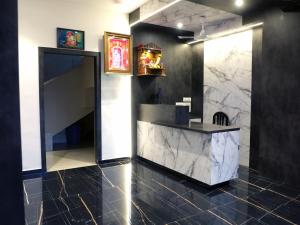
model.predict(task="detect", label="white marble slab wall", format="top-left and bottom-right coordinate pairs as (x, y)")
top-left (203, 30), bottom-right (253, 167)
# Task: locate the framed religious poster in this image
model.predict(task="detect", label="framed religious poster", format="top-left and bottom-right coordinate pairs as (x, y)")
top-left (57, 28), bottom-right (85, 50)
top-left (104, 32), bottom-right (132, 74)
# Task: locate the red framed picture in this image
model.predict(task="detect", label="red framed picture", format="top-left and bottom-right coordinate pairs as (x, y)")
top-left (104, 32), bottom-right (132, 74)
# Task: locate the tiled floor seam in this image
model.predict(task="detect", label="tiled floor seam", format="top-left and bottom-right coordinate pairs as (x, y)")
top-left (151, 178), bottom-right (203, 212)
top-left (237, 178), bottom-right (266, 191)
top-left (207, 210), bottom-right (233, 225)
top-left (219, 188), bottom-right (296, 225)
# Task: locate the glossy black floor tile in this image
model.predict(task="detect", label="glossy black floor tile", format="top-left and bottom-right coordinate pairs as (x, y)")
top-left (243, 218), bottom-right (266, 225)
top-left (167, 211), bottom-right (229, 225)
top-left (273, 200), bottom-right (300, 224)
top-left (247, 190), bottom-right (290, 211)
top-left (269, 184), bottom-right (300, 199)
top-left (179, 190), bottom-right (217, 210)
top-left (23, 160), bottom-right (300, 225)
top-left (221, 179), bottom-right (262, 199)
top-left (210, 205), bottom-right (252, 224)
top-left (224, 199), bottom-right (267, 220)
top-left (86, 211), bottom-right (129, 225)
top-left (110, 191), bottom-right (195, 224)
top-left (260, 213), bottom-right (293, 225)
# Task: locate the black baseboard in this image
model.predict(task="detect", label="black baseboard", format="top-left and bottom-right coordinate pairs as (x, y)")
top-left (98, 157), bottom-right (131, 168)
top-left (22, 169), bottom-right (45, 180)
top-left (136, 156), bottom-right (229, 189)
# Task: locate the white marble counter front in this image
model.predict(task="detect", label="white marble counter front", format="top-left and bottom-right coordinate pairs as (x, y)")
top-left (137, 121), bottom-right (240, 186)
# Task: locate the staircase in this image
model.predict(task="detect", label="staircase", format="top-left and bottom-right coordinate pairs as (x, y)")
top-left (43, 56), bottom-right (95, 151)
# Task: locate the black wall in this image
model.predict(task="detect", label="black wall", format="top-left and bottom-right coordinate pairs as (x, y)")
top-left (249, 9), bottom-right (300, 187)
top-left (131, 23), bottom-right (194, 155)
top-left (0, 1), bottom-right (25, 224)
top-left (191, 43), bottom-right (204, 117)
top-left (132, 23), bottom-right (193, 104)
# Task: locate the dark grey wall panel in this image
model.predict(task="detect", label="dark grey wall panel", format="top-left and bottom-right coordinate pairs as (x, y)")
top-left (132, 23), bottom-right (193, 104)
top-left (131, 23), bottom-right (194, 156)
top-left (139, 104), bottom-right (177, 123)
top-left (250, 27), bottom-right (263, 169)
top-left (129, 8), bottom-right (140, 25)
top-left (132, 24), bottom-right (193, 105)
top-left (0, 1), bottom-right (25, 224)
top-left (250, 9), bottom-right (300, 187)
top-left (191, 43), bottom-right (204, 117)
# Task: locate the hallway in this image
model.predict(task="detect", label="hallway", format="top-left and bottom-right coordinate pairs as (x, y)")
top-left (46, 148), bottom-right (96, 172)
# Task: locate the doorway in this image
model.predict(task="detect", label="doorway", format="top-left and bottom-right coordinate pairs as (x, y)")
top-left (39, 48), bottom-right (101, 172)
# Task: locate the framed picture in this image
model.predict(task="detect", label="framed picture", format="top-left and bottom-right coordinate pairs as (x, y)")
top-left (104, 32), bottom-right (132, 74)
top-left (57, 28), bottom-right (85, 50)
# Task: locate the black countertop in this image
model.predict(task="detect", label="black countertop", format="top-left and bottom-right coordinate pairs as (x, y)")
top-left (148, 121), bottom-right (240, 134)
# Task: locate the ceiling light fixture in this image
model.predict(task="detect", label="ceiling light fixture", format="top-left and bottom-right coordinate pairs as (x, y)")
top-left (235, 0), bottom-right (244, 7)
top-left (187, 22), bottom-right (263, 45)
top-left (177, 22), bottom-right (183, 29)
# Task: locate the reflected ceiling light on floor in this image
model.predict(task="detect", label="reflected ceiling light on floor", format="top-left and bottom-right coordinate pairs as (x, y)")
top-left (235, 0), bottom-right (244, 7)
top-left (187, 22), bottom-right (263, 45)
top-left (177, 22), bottom-right (183, 29)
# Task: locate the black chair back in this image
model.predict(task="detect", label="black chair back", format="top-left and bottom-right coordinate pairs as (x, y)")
top-left (213, 112), bottom-right (230, 126)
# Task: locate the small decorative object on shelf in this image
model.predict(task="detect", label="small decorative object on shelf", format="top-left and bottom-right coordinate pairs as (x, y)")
top-left (137, 43), bottom-right (166, 77)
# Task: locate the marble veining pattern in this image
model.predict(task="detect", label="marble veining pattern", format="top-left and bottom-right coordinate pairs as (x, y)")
top-left (203, 30), bottom-right (253, 167)
top-left (137, 121), bottom-right (239, 185)
top-left (140, 0), bottom-right (175, 20)
top-left (143, 0), bottom-right (242, 35)
top-left (211, 131), bottom-right (240, 185)
top-left (23, 159), bottom-right (300, 225)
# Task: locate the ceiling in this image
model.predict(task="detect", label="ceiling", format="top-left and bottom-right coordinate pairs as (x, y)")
top-left (143, 0), bottom-right (242, 34)
top-left (64, 0), bottom-right (149, 13)
top-left (112, 0), bottom-right (149, 13)
top-left (131, 0), bottom-right (300, 37)
top-left (188, 0), bottom-right (300, 14)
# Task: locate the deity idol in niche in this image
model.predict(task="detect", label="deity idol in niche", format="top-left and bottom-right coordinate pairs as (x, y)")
top-left (111, 40), bottom-right (123, 69)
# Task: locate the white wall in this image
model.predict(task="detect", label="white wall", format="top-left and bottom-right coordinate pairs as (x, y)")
top-left (19, 0), bottom-right (132, 171)
top-left (203, 30), bottom-right (253, 167)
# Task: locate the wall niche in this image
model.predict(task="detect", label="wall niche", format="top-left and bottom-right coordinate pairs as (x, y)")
top-left (137, 43), bottom-right (166, 77)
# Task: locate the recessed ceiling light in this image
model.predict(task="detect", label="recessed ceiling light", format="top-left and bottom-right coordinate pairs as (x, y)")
top-left (235, 0), bottom-right (244, 7)
top-left (177, 22), bottom-right (183, 29)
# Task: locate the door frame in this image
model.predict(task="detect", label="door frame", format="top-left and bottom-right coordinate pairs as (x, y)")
top-left (39, 47), bottom-right (101, 172)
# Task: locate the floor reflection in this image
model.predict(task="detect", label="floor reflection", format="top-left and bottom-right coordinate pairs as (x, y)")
top-left (23, 159), bottom-right (300, 225)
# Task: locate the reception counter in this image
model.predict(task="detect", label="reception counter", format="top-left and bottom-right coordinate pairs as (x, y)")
top-left (137, 120), bottom-right (240, 186)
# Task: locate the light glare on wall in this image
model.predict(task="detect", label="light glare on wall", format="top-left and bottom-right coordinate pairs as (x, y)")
top-left (235, 0), bottom-right (244, 7)
top-left (177, 22), bottom-right (183, 29)
top-left (187, 22), bottom-right (263, 45)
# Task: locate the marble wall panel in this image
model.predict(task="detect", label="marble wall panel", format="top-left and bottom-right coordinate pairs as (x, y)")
top-left (211, 131), bottom-right (239, 184)
top-left (138, 121), bottom-right (212, 184)
top-left (203, 30), bottom-right (253, 166)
